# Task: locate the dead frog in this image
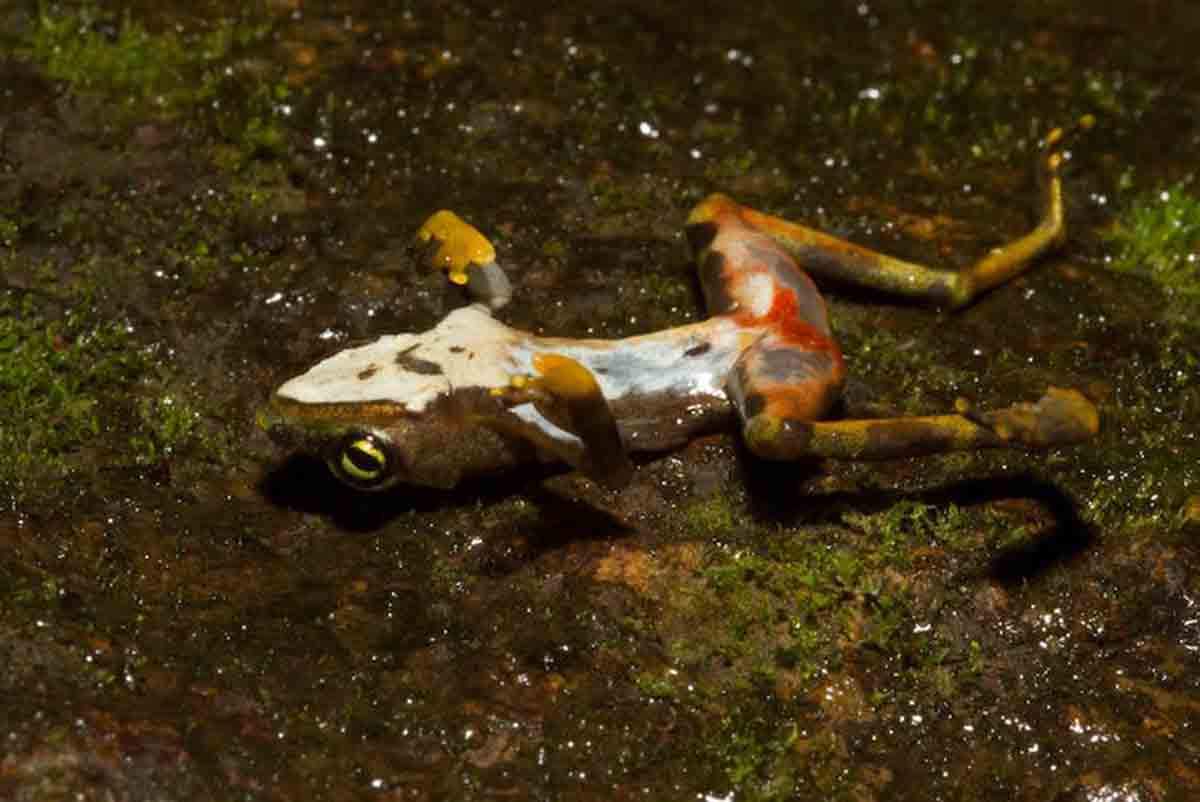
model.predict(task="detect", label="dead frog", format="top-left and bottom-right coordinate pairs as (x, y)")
top-left (259, 123), bottom-right (1098, 493)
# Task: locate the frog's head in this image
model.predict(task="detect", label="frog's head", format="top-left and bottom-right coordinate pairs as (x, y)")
top-left (259, 398), bottom-right (418, 491)
top-left (258, 394), bottom-right (517, 491)
top-left (260, 309), bottom-right (531, 490)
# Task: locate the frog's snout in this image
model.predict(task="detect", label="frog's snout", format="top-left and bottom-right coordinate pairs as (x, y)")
top-left (256, 401), bottom-right (298, 448)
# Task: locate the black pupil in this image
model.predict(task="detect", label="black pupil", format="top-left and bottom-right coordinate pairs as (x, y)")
top-left (346, 442), bottom-right (383, 474)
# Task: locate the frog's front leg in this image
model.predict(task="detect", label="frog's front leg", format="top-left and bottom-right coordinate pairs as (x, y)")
top-left (416, 210), bottom-right (513, 309)
top-left (486, 353), bottom-right (635, 490)
top-left (415, 211), bottom-right (635, 488)
top-left (689, 117), bottom-right (1092, 309)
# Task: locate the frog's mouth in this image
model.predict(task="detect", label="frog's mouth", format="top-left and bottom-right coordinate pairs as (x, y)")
top-left (255, 398), bottom-right (348, 453)
top-left (256, 401), bottom-right (302, 449)
top-left (258, 393), bottom-right (412, 439)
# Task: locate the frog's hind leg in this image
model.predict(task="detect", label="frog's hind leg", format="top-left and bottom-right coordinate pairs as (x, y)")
top-left (741, 386), bottom-right (1099, 462)
top-left (692, 117), bottom-right (1091, 309)
top-left (724, 326), bottom-right (1096, 461)
top-left (416, 210), bottom-right (513, 309)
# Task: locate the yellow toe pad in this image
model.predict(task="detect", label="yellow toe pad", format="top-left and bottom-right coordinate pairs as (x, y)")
top-left (416, 210), bottom-right (497, 284)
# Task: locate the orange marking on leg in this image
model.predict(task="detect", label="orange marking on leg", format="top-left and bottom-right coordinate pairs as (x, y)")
top-left (736, 284), bottom-right (837, 353)
top-left (686, 193), bottom-right (743, 226)
top-left (761, 382), bottom-right (842, 422)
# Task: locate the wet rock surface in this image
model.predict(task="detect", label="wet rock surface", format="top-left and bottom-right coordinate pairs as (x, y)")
top-left (1, 1), bottom-right (1199, 800)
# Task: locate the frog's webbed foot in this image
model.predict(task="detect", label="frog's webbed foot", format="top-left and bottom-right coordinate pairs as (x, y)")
top-left (416, 210), bottom-right (513, 310)
top-left (958, 386), bottom-right (1099, 449)
top-left (486, 354), bottom-right (634, 490)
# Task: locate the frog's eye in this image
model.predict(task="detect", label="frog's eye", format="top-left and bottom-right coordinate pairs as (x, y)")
top-left (333, 432), bottom-right (395, 489)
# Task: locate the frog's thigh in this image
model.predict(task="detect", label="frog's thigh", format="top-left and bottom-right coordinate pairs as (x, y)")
top-left (731, 338), bottom-right (846, 460)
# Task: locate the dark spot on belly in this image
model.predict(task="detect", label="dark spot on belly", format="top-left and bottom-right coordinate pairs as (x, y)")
top-left (357, 364), bottom-right (380, 380)
top-left (685, 342), bottom-right (712, 357)
top-left (450, 346), bottom-right (465, 353)
top-left (395, 344), bottom-right (443, 375)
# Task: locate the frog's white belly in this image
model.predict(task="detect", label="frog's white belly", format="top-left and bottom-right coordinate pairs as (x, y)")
top-left (276, 304), bottom-right (751, 415)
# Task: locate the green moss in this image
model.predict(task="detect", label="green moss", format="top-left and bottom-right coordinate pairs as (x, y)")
top-left (22, 3), bottom-right (283, 144)
top-left (671, 525), bottom-right (912, 686)
top-left (25, 4), bottom-right (232, 114)
top-left (634, 671), bottom-right (678, 700)
top-left (688, 501), bottom-right (1011, 798)
top-left (0, 217), bottom-right (19, 248)
top-left (1104, 182), bottom-right (1200, 302)
top-left (707, 149), bottom-right (759, 183)
top-left (663, 497), bottom-right (1002, 707)
top-left (240, 111), bottom-right (288, 157)
top-left (0, 296), bottom-right (134, 468)
top-left (212, 82), bottom-right (298, 170)
top-left (0, 293), bottom-right (208, 505)
top-left (720, 718), bottom-right (801, 801)
top-left (841, 499), bottom-right (979, 553)
top-left (679, 495), bottom-right (738, 536)
top-left (836, 321), bottom-right (972, 415)
top-left (631, 270), bottom-right (696, 324)
top-left (131, 395), bottom-right (201, 464)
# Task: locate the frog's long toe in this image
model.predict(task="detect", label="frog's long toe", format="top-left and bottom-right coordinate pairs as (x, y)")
top-left (416, 210), bottom-right (511, 308)
top-left (979, 387), bottom-right (1100, 448)
top-left (464, 260), bottom-right (512, 309)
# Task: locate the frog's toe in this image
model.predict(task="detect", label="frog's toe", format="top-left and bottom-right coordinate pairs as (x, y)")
top-left (1041, 114), bottom-right (1096, 178)
top-left (465, 260), bottom-right (512, 309)
top-left (415, 210), bottom-right (510, 308)
top-left (980, 387), bottom-right (1099, 448)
